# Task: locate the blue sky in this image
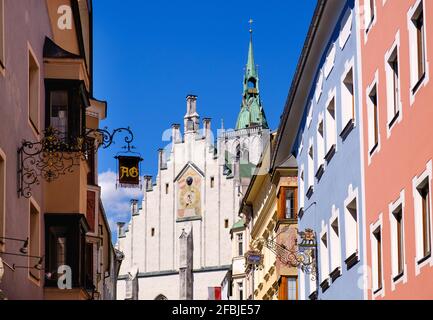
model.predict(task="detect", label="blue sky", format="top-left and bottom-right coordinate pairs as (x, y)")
top-left (92, 0), bottom-right (316, 240)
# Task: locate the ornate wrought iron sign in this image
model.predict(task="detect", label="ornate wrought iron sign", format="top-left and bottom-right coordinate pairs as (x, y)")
top-left (17, 126), bottom-right (137, 198)
top-left (245, 249), bottom-right (264, 268)
top-left (116, 155), bottom-right (142, 188)
top-left (247, 228), bottom-right (318, 280)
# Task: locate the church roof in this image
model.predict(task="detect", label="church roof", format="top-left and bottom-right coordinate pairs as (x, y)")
top-left (231, 219), bottom-right (246, 232)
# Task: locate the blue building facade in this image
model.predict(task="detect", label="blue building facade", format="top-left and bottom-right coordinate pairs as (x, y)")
top-left (293, 0), bottom-right (367, 300)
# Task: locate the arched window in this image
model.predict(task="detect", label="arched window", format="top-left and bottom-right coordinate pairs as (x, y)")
top-left (155, 294), bottom-right (168, 300)
top-left (247, 78), bottom-right (256, 89)
top-left (241, 144), bottom-right (249, 163)
top-left (235, 144), bottom-right (241, 161)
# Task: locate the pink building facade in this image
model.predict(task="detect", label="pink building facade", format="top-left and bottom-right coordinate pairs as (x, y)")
top-left (360, 0), bottom-right (433, 299)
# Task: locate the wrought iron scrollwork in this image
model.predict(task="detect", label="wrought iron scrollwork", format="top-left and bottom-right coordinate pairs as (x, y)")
top-left (17, 126), bottom-right (135, 198)
top-left (249, 228), bottom-right (318, 281)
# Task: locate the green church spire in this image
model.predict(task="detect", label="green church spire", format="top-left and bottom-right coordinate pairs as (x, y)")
top-left (236, 20), bottom-right (269, 130)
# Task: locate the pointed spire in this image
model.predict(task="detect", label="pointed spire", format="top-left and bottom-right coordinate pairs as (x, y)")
top-left (246, 19), bottom-right (257, 78)
top-left (235, 20), bottom-right (269, 130)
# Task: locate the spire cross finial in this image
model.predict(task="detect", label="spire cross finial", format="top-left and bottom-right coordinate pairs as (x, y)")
top-left (249, 19), bottom-right (253, 33)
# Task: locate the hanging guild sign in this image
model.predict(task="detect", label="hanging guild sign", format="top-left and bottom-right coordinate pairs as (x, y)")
top-left (245, 250), bottom-right (263, 267)
top-left (117, 155), bottom-right (142, 188)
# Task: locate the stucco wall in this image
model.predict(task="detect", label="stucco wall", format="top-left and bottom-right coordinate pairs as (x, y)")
top-left (0, 0), bottom-right (52, 300)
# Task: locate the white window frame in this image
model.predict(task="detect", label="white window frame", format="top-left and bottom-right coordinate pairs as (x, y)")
top-left (340, 58), bottom-right (356, 133)
top-left (319, 224), bottom-right (330, 283)
top-left (315, 70), bottom-right (324, 103)
top-left (316, 113), bottom-right (325, 171)
top-left (370, 215), bottom-right (385, 299)
top-left (307, 101), bottom-right (313, 129)
top-left (388, 190), bottom-right (407, 290)
top-left (408, 0), bottom-right (429, 105)
top-left (366, 71), bottom-right (380, 164)
top-left (307, 139), bottom-right (314, 190)
top-left (384, 32), bottom-right (402, 137)
top-left (299, 165), bottom-right (305, 212)
top-left (412, 160), bottom-right (433, 275)
top-left (344, 185), bottom-right (360, 260)
top-left (363, 0), bottom-right (377, 40)
top-left (324, 44), bottom-right (336, 79)
top-left (329, 205), bottom-right (342, 274)
top-left (325, 89), bottom-right (337, 156)
top-left (339, 9), bottom-right (353, 50)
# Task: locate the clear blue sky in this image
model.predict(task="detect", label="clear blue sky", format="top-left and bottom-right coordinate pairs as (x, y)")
top-left (92, 0), bottom-right (316, 237)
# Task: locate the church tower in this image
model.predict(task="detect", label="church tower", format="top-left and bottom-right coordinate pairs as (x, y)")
top-left (236, 24), bottom-right (269, 130)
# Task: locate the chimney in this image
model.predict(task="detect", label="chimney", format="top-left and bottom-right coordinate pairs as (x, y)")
top-left (172, 123), bottom-right (181, 144)
top-left (117, 222), bottom-right (126, 238)
top-left (144, 176), bottom-right (153, 192)
top-left (131, 199), bottom-right (139, 216)
top-left (184, 95), bottom-right (199, 134)
top-left (203, 118), bottom-right (212, 145)
top-left (186, 95), bottom-right (197, 115)
top-left (158, 148), bottom-right (167, 170)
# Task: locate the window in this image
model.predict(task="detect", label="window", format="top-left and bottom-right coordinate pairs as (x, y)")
top-left (392, 205), bottom-right (404, 278)
top-left (287, 278), bottom-right (298, 300)
top-left (345, 197), bottom-right (359, 264)
top-left (409, 1), bottom-right (426, 92)
top-left (368, 84), bottom-right (379, 154)
top-left (0, 0), bottom-right (4, 70)
top-left (45, 80), bottom-right (87, 144)
top-left (29, 201), bottom-right (40, 281)
top-left (372, 227), bottom-right (383, 293)
top-left (386, 47), bottom-right (400, 127)
top-left (45, 215), bottom-right (89, 288)
top-left (49, 91), bottom-right (69, 139)
top-left (238, 282), bottom-right (244, 300)
top-left (315, 72), bottom-right (323, 102)
top-left (320, 232), bottom-right (329, 282)
top-left (210, 177), bottom-right (215, 188)
top-left (299, 168), bottom-right (305, 211)
top-left (330, 217), bottom-right (341, 274)
top-left (0, 151), bottom-right (4, 251)
top-left (339, 10), bottom-right (353, 49)
top-left (151, 228), bottom-right (155, 237)
top-left (418, 181), bottom-right (431, 259)
top-left (308, 145), bottom-right (314, 190)
top-left (341, 68), bottom-right (355, 132)
top-left (224, 219), bottom-right (229, 229)
top-left (364, 0), bottom-right (375, 32)
top-left (85, 243), bottom-right (94, 290)
top-left (237, 233), bottom-right (243, 256)
top-left (325, 98), bottom-right (337, 153)
top-left (285, 188), bottom-right (297, 219)
top-left (165, 183), bottom-right (169, 194)
top-left (316, 120), bottom-right (325, 175)
top-left (324, 44), bottom-right (336, 78)
top-left (28, 49), bottom-right (40, 133)
top-left (306, 102), bottom-right (313, 128)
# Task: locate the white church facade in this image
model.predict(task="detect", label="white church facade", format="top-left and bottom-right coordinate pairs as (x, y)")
top-left (116, 30), bottom-right (270, 300)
